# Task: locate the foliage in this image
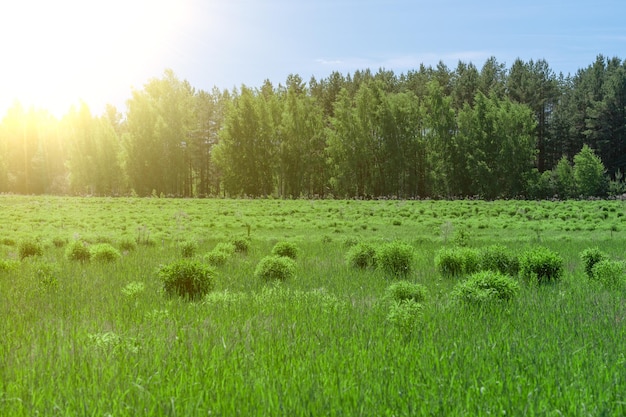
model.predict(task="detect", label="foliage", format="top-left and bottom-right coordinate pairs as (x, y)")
top-left (580, 247), bottom-right (609, 279)
top-left (519, 246), bottom-right (564, 284)
top-left (386, 300), bottom-right (422, 334)
top-left (89, 243), bottom-right (122, 263)
top-left (254, 255), bottom-right (296, 282)
top-left (452, 271), bottom-right (520, 305)
top-left (205, 242), bottom-right (236, 267)
top-left (231, 236), bottom-right (251, 253)
top-left (0, 259), bottom-right (20, 273)
top-left (271, 241), bottom-right (300, 260)
top-left (157, 259), bottom-right (215, 300)
top-left (118, 237), bottom-right (137, 252)
top-left (345, 242), bottom-right (376, 269)
top-left (591, 260), bottom-right (625, 289)
top-left (375, 241), bottom-right (414, 276)
top-left (573, 144), bottom-right (607, 197)
top-left (435, 247), bottom-right (480, 277)
top-left (179, 240), bottom-right (198, 258)
top-left (384, 280), bottom-right (427, 303)
top-left (479, 244), bottom-right (519, 275)
top-left (18, 239), bottom-right (43, 260)
top-left (65, 240), bottom-right (91, 262)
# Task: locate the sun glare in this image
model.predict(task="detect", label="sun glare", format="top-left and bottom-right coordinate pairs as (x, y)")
top-left (0, 0), bottom-right (192, 118)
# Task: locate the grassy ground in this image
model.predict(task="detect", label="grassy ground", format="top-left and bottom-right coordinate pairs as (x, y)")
top-left (1, 195), bottom-right (625, 416)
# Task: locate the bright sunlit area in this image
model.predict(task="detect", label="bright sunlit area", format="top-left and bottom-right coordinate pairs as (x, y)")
top-left (0, 0), bottom-right (193, 117)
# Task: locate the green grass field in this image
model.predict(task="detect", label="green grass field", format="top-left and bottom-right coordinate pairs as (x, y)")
top-left (1, 195), bottom-right (625, 416)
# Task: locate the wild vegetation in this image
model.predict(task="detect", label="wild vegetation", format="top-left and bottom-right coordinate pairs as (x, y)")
top-left (1, 55), bottom-right (626, 199)
top-left (1, 195), bottom-right (625, 415)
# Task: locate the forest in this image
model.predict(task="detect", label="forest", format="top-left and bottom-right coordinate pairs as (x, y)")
top-left (0, 55), bottom-right (625, 199)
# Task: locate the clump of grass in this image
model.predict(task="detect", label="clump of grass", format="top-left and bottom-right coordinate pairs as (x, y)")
top-left (519, 246), bottom-right (563, 284)
top-left (384, 280), bottom-right (427, 303)
top-left (479, 244), bottom-right (519, 275)
top-left (435, 247), bottom-right (480, 277)
top-left (386, 300), bottom-right (422, 335)
top-left (89, 243), bottom-right (121, 263)
top-left (118, 237), bottom-right (137, 252)
top-left (1, 237), bottom-right (16, 246)
top-left (157, 259), bottom-right (215, 301)
top-left (18, 239), bottom-right (43, 260)
top-left (254, 255), bottom-right (296, 282)
top-left (580, 247), bottom-right (609, 279)
top-left (179, 240), bottom-right (198, 258)
top-left (29, 260), bottom-right (59, 290)
top-left (591, 260), bottom-right (625, 289)
top-left (271, 241), bottom-right (299, 260)
top-left (0, 259), bottom-right (19, 273)
top-left (205, 242), bottom-right (236, 267)
top-left (376, 241), bottom-right (414, 276)
top-left (52, 236), bottom-right (68, 248)
top-left (452, 271), bottom-right (520, 305)
top-left (231, 236), bottom-right (251, 253)
top-left (65, 240), bottom-right (91, 262)
top-left (345, 242), bottom-right (376, 269)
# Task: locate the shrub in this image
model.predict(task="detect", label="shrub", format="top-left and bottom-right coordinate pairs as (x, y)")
top-left (254, 255), bottom-right (296, 282)
top-left (271, 241), bottom-right (299, 260)
top-left (480, 244), bottom-right (519, 275)
top-left (89, 243), bottom-right (121, 263)
top-left (591, 260), bottom-right (625, 289)
top-left (519, 246), bottom-right (564, 284)
top-left (580, 247), bottom-right (609, 279)
top-left (205, 242), bottom-right (236, 266)
top-left (1, 237), bottom-right (16, 246)
top-left (29, 260), bottom-right (59, 290)
top-left (386, 300), bottom-right (422, 334)
top-left (452, 271), bottom-right (520, 305)
top-left (376, 241), bottom-right (414, 276)
top-left (435, 247), bottom-right (480, 277)
top-left (345, 242), bottom-right (376, 269)
top-left (0, 259), bottom-right (19, 273)
top-left (231, 236), bottom-right (251, 253)
top-left (18, 239), bottom-right (43, 260)
top-left (157, 259), bottom-right (215, 300)
top-left (52, 236), bottom-right (68, 248)
top-left (385, 280), bottom-right (427, 303)
top-left (179, 240), bottom-right (198, 258)
top-left (118, 237), bottom-right (137, 252)
top-left (65, 240), bottom-right (91, 262)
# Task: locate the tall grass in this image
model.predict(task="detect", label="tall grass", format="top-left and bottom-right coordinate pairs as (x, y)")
top-left (1, 196), bottom-right (625, 415)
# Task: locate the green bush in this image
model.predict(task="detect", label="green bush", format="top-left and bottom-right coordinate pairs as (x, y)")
top-left (231, 236), bottom-right (251, 253)
top-left (179, 241), bottom-right (198, 258)
top-left (376, 241), bottom-right (414, 276)
top-left (519, 246), bottom-right (564, 284)
top-left (118, 237), bottom-right (137, 252)
top-left (386, 300), bottom-right (422, 334)
top-left (345, 242), bottom-right (376, 269)
top-left (480, 244), bottom-right (519, 275)
top-left (29, 260), bottom-right (59, 290)
top-left (385, 280), bottom-right (427, 303)
top-left (89, 243), bottom-right (122, 263)
top-left (580, 247), bottom-right (609, 279)
top-left (18, 239), bottom-right (43, 260)
top-left (591, 260), bottom-right (625, 289)
top-left (65, 240), bottom-right (91, 262)
top-left (157, 259), bottom-right (215, 300)
top-left (254, 255), bottom-right (296, 282)
top-left (52, 236), bottom-right (68, 248)
top-left (271, 241), bottom-right (299, 260)
top-left (205, 242), bottom-right (236, 266)
top-left (0, 259), bottom-right (19, 273)
top-left (452, 271), bottom-right (520, 305)
top-left (435, 247), bottom-right (480, 277)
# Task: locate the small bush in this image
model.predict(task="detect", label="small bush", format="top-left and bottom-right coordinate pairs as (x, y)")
top-left (90, 243), bottom-right (121, 263)
top-left (480, 245), bottom-right (519, 275)
top-left (1, 237), bottom-right (16, 246)
top-left (0, 259), bottom-right (19, 273)
top-left (385, 280), bottom-right (427, 303)
top-left (65, 240), bottom-right (91, 262)
top-left (591, 260), bottom-right (625, 289)
top-left (386, 300), bottom-right (422, 334)
top-left (205, 242), bottom-right (236, 267)
top-left (254, 255), bottom-right (296, 282)
top-left (580, 247), bottom-right (609, 279)
top-left (376, 241), bottom-right (414, 276)
top-left (271, 241), bottom-right (299, 260)
top-left (179, 241), bottom-right (198, 258)
top-left (18, 239), bottom-right (43, 260)
top-left (435, 247), bottom-right (480, 277)
top-left (345, 242), bottom-right (376, 269)
top-left (52, 236), bottom-right (68, 248)
top-left (452, 271), bottom-right (520, 305)
top-left (519, 246), bottom-right (564, 284)
top-left (29, 261), bottom-right (59, 290)
top-left (157, 259), bottom-right (215, 300)
top-left (231, 236), bottom-right (251, 253)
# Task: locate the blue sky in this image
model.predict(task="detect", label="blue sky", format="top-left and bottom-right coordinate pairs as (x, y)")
top-left (1, 0), bottom-right (624, 117)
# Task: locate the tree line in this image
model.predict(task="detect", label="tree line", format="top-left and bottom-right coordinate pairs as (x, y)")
top-left (1, 55), bottom-right (625, 199)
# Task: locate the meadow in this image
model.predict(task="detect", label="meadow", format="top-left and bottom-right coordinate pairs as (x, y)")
top-left (1, 195), bottom-right (625, 416)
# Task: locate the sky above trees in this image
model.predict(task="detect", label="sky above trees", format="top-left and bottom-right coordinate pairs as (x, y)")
top-left (1, 0), bottom-right (625, 118)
